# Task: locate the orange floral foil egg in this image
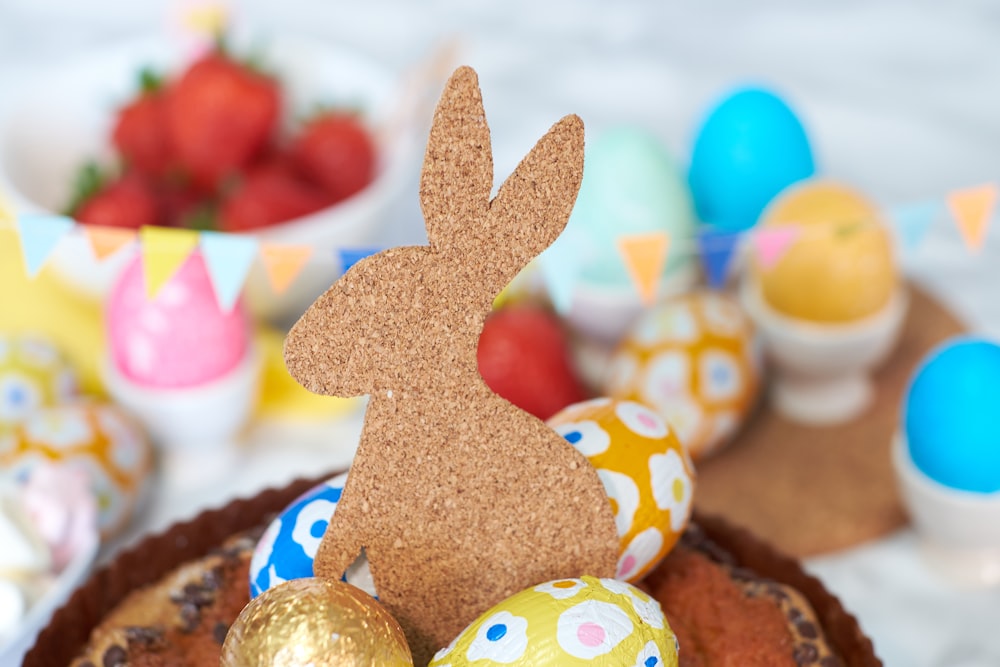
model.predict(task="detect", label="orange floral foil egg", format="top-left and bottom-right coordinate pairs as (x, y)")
top-left (0, 402), bottom-right (153, 539)
top-left (605, 291), bottom-right (760, 460)
top-left (547, 399), bottom-right (695, 583)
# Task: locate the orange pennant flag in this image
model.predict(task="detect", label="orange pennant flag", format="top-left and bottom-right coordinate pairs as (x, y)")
top-left (617, 232), bottom-right (670, 305)
top-left (947, 184), bottom-right (997, 253)
top-left (260, 243), bottom-right (313, 294)
top-left (84, 225), bottom-right (137, 261)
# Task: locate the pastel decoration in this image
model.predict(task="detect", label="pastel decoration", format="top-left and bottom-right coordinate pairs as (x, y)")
top-left (605, 291), bottom-right (760, 460)
top-left (139, 226), bottom-right (200, 299)
top-left (338, 247), bottom-right (383, 274)
top-left (904, 337), bottom-right (1000, 493)
top-left (200, 231), bottom-right (259, 312)
top-left (16, 213), bottom-right (75, 277)
top-left (20, 463), bottom-right (98, 570)
top-left (249, 473), bottom-right (376, 598)
top-left (260, 243), bottom-right (313, 294)
top-left (0, 483), bottom-right (51, 577)
top-left (1, 401), bottom-right (153, 539)
top-left (548, 399), bottom-right (696, 582)
top-left (562, 125), bottom-right (696, 290)
top-left (83, 225), bottom-right (137, 261)
top-left (750, 180), bottom-right (898, 323)
top-left (617, 232), bottom-right (670, 306)
top-left (697, 227), bottom-right (740, 288)
top-left (107, 251), bottom-right (250, 389)
top-left (753, 225), bottom-right (800, 270)
top-left (0, 335), bottom-right (80, 432)
top-left (689, 86), bottom-right (815, 233)
top-left (947, 184), bottom-right (997, 254)
top-left (893, 201), bottom-right (940, 251)
top-left (430, 576), bottom-right (678, 667)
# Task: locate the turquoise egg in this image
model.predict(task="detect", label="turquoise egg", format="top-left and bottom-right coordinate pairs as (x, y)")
top-left (904, 337), bottom-right (1000, 493)
top-left (688, 86), bottom-right (815, 233)
top-left (554, 125), bottom-right (695, 289)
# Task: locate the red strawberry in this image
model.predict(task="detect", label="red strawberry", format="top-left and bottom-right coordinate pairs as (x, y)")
top-left (75, 173), bottom-right (160, 229)
top-left (111, 70), bottom-right (173, 177)
top-left (166, 52), bottom-right (280, 189)
top-left (478, 305), bottom-right (587, 420)
top-left (219, 160), bottom-right (331, 232)
top-left (290, 112), bottom-right (375, 202)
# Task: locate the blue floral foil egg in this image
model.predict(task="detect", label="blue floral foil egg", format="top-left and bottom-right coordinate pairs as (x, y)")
top-left (248, 473), bottom-right (376, 598)
top-left (904, 337), bottom-right (1000, 493)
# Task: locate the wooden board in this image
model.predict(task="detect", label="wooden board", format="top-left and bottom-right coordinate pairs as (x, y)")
top-left (694, 284), bottom-right (965, 557)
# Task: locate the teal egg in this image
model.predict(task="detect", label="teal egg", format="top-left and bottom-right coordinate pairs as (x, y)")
top-left (555, 125), bottom-right (695, 289)
top-left (688, 87), bottom-right (815, 233)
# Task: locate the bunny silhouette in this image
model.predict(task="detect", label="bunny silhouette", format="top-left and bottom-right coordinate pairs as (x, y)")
top-left (285, 66), bottom-right (618, 664)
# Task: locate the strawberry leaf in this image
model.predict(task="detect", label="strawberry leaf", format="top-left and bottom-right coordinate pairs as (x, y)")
top-left (65, 162), bottom-right (109, 216)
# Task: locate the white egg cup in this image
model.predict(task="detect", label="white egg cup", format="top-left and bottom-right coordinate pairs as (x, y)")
top-left (892, 433), bottom-right (1000, 588)
top-left (739, 279), bottom-right (908, 426)
top-left (103, 347), bottom-right (261, 487)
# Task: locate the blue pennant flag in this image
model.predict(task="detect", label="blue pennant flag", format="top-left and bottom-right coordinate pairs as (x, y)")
top-left (892, 200), bottom-right (940, 251)
top-left (697, 227), bottom-right (741, 288)
top-left (338, 247), bottom-right (383, 273)
top-left (16, 213), bottom-right (75, 277)
top-left (199, 231), bottom-right (259, 312)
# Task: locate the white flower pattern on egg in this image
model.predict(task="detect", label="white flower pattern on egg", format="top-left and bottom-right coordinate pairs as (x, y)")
top-left (0, 373), bottom-right (42, 422)
top-left (642, 351), bottom-right (689, 407)
top-left (554, 420), bottom-right (611, 457)
top-left (250, 517), bottom-right (282, 589)
top-left (616, 527), bottom-right (664, 582)
top-left (601, 579), bottom-right (667, 631)
top-left (291, 498), bottom-right (337, 559)
top-left (634, 640), bottom-right (665, 667)
top-left (24, 408), bottom-right (94, 450)
top-left (465, 611), bottom-right (529, 663)
top-left (556, 599), bottom-right (634, 659)
top-left (535, 578), bottom-right (587, 600)
top-left (615, 401), bottom-right (669, 439)
top-left (699, 349), bottom-right (741, 402)
top-left (597, 469), bottom-right (640, 537)
top-left (648, 450), bottom-right (693, 532)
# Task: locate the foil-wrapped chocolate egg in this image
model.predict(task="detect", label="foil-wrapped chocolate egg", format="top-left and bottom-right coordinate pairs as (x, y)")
top-left (548, 399), bottom-right (695, 582)
top-left (250, 473), bottom-right (376, 598)
top-left (0, 335), bottom-right (79, 432)
top-left (605, 290), bottom-right (760, 460)
top-left (430, 575), bottom-right (678, 666)
top-left (0, 402), bottom-right (152, 538)
top-left (222, 578), bottom-right (412, 667)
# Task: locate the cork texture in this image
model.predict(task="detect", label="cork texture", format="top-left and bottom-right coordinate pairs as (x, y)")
top-left (283, 66), bottom-right (619, 663)
top-left (695, 284), bottom-right (965, 557)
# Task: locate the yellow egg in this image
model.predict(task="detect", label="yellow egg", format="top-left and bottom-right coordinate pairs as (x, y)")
top-left (547, 399), bottom-right (695, 582)
top-left (0, 335), bottom-right (80, 432)
top-left (0, 401), bottom-right (153, 538)
top-left (430, 575), bottom-right (678, 667)
top-left (605, 291), bottom-right (760, 460)
top-left (750, 180), bottom-right (898, 323)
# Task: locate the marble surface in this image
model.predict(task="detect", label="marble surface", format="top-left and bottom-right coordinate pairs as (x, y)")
top-left (2, 2), bottom-right (1000, 665)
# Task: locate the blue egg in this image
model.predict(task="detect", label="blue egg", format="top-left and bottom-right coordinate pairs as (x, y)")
top-left (688, 86), bottom-right (815, 233)
top-left (248, 472), bottom-right (377, 598)
top-left (904, 337), bottom-right (1000, 493)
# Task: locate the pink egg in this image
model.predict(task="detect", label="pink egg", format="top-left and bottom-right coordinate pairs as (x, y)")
top-left (107, 251), bottom-right (250, 389)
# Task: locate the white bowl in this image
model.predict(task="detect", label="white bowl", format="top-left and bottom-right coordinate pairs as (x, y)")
top-left (0, 31), bottom-right (418, 323)
top-left (892, 433), bottom-right (1000, 588)
top-left (740, 278), bottom-right (908, 425)
top-left (0, 533), bottom-right (98, 666)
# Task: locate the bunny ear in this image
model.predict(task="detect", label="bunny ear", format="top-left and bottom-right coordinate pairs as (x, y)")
top-left (480, 114), bottom-right (585, 293)
top-left (419, 66), bottom-right (494, 250)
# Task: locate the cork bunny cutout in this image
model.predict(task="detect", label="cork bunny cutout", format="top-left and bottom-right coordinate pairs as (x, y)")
top-left (284, 66), bottom-right (618, 664)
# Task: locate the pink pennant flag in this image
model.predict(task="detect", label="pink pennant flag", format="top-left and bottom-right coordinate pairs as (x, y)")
top-left (753, 226), bottom-right (801, 270)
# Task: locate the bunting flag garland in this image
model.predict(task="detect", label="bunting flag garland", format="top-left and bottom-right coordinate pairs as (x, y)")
top-left (199, 231), bottom-right (259, 312)
top-left (892, 201), bottom-right (941, 251)
top-left (259, 243), bottom-right (313, 295)
top-left (337, 247), bottom-right (383, 273)
top-left (698, 227), bottom-right (741, 288)
top-left (83, 225), bottom-right (137, 261)
top-left (140, 226), bottom-right (200, 298)
top-left (15, 213), bottom-right (75, 277)
top-left (617, 232), bottom-right (670, 305)
top-left (753, 226), bottom-right (801, 270)
top-left (947, 184), bottom-right (997, 254)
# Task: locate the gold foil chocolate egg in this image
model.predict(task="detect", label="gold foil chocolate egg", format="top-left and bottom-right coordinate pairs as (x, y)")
top-left (430, 575), bottom-right (678, 667)
top-left (548, 399), bottom-right (695, 582)
top-left (605, 290), bottom-right (760, 460)
top-left (222, 577), bottom-right (413, 667)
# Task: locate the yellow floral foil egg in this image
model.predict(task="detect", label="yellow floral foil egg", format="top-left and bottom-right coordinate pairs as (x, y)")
top-left (0, 335), bottom-right (80, 432)
top-left (605, 292), bottom-right (760, 460)
top-left (547, 399), bottom-right (695, 582)
top-left (0, 402), bottom-right (153, 538)
top-left (750, 180), bottom-right (898, 323)
top-left (430, 575), bottom-right (678, 667)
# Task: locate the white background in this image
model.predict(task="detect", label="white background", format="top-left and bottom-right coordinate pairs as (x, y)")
top-left (2, 2), bottom-right (1000, 665)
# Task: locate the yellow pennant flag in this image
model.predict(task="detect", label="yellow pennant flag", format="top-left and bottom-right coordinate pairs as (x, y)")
top-left (948, 184), bottom-right (997, 253)
top-left (617, 232), bottom-right (670, 305)
top-left (0, 190), bottom-right (13, 227)
top-left (84, 225), bottom-right (137, 261)
top-left (140, 226), bottom-right (200, 298)
top-left (260, 243), bottom-right (313, 294)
